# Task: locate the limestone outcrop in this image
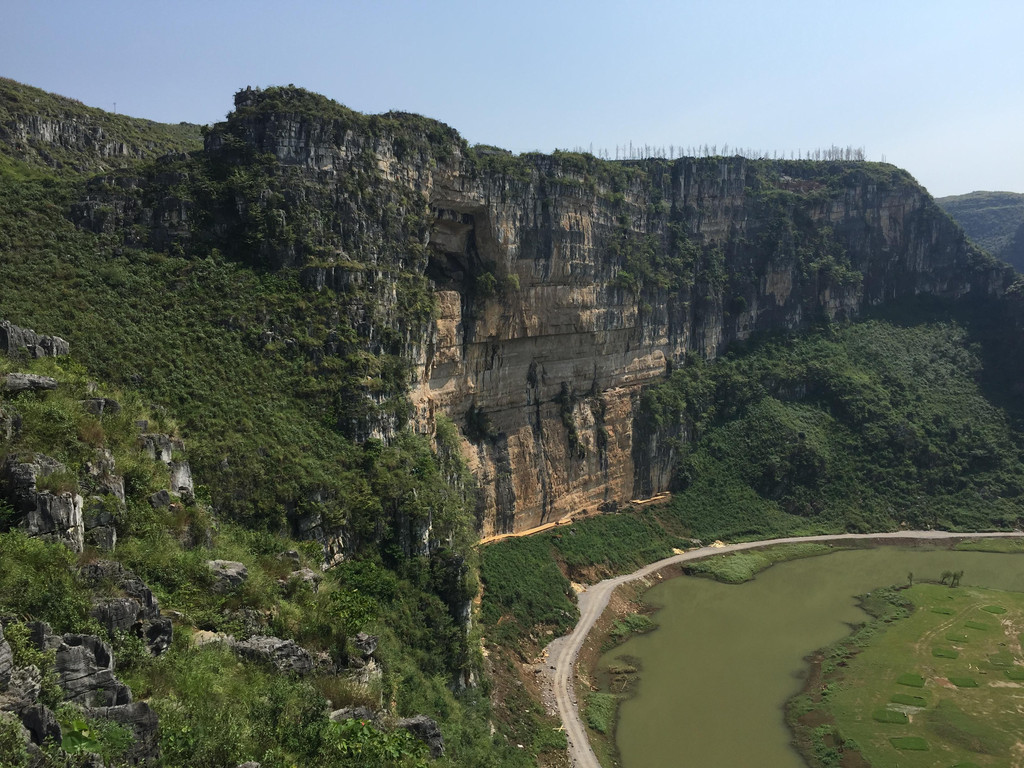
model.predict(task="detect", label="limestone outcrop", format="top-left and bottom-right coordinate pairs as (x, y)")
top-left (232, 635), bottom-right (314, 675)
top-left (1, 454), bottom-right (84, 552)
top-left (0, 320), bottom-right (69, 359)
top-left (0, 617), bottom-right (162, 763)
top-left (83, 560), bottom-right (172, 655)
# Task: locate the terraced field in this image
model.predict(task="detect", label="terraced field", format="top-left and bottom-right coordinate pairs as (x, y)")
top-left (827, 583), bottom-right (1024, 767)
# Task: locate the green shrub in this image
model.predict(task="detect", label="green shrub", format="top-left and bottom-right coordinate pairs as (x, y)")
top-left (584, 692), bottom-right (618, 734)
top-left (0, 713), bottom-right (28, 768)
top-left (896, 673), bottom-right (925, 688)
top-left (948, 677), bottom-right (978, 688)
top-left (607, 613), bottom-right (657, 646)
top-left (0, 532), bottom-right (89, 631)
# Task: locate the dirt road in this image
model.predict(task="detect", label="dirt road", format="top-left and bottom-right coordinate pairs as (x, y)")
top-left (542, 530), bottom-right (1024, 768)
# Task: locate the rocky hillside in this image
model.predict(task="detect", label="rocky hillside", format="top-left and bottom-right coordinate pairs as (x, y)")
top-left (64, 86), bottom-right (1012, 539)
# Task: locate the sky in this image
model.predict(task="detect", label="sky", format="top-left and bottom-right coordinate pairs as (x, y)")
top-left (2, 0), bottom-right (1022, 197)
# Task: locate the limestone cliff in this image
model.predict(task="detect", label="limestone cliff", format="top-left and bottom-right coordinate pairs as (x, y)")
top-left (69, 87), bottom-right (1012, 539)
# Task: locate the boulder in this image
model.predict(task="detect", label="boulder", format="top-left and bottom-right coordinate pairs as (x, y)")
top-left (83, 498), bottom-right (116, 529)
top-left (0, 321), bottom-right (69, 358)
top-left (328, 706), bottom-right (375, 723)
top-left (2, 454), bottom-right (64, 512)
top-left (136, 617), bottom-right (173, 656)
top-left (232, 636), bottom-right (313, 675)
top-left (225, 608), bottom-right (266, 636)
top-left (169, 461), bottom-right (193, 497)
top-left (54, 634), bottom-right (132, 706)
top-left (347, 658), bottom-right (381, 687)
top-left (397, 715), bottom-right (444, 758)
top-left (0, 665), bottom-right (41, 712)
top-left (1, 455), bottom-right (84, 552)
top-left (90, 598), bottom-right (141, 637)
top-left (28, 621), bottom-right (60, 653)
top-left (85, 449), bottom-right (126, 504)
top-left (83, 563), bottom-right (169, 655)
top-left (352, 632), bottom-right (378, 659)
top-left (208, 560), bottom-right (248, 593)
top-left (85, 525), bottom-right (117, 551)
top-left (21, 491), bottom-right (84, 553)
top-left (149, 489), bottom-right (172, 509)
top-left (0, 405), bottom-right (20, 441)
top-left (2, 373), bottom-right (58, 393)
top-left (18, 704), bottom-right (61, 746)
top-left (85, 701), bottom-right (160, 764)
top-left (286, 567), bottom-right (322, 591)
top-left (80, 398), bottom-right (122, 417)
top-left (80, 561), bottom-right (160, 620)
top-left (138, 434), bottom-right (183, 464)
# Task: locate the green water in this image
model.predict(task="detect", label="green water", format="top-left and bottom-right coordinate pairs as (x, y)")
top-left (602, 546), bottom-right (1024, 768)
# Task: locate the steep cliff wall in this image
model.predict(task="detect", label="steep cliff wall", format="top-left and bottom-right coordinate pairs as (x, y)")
top-left (407, 157), bottom-right (1008, 534)
top-left (69, 87), bottom-right (1012, 539)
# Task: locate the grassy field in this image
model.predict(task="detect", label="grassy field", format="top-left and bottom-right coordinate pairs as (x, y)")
top-left (825, 583), bottom-right (1024, 767)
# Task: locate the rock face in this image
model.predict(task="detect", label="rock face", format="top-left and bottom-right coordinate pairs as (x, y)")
top-left (0, 320), bottom-right (69, 359)
top-left (397, 714), bottom-right (444, 758)
top-left (0, 624), bottom-right (13, 691)
top-left (82, 560), bottom-right (171, 655)
top-left (73, 87), bottom-right (1015, 539)
top-left (53, 633), bottom-right (132, 706)
top-left (1, 454), bottom-right (84, 552)
top-left (1, 616), bottom-right (161, 762)
top-left (2, 373), bottom-right (58, 393)
top-left (208, 560), bottom-right (248, 592)
top-left (232, 635), bottom-right (314, 675)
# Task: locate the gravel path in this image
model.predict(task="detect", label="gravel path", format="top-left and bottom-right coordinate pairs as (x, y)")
top-left (541, 530), bottom-right (1024, 768)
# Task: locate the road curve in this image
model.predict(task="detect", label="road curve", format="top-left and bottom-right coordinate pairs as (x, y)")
top-left (543, 530), bottom-right (1024, 768)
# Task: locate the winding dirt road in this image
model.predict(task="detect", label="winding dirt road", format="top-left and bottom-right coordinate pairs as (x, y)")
top-left (542, 530), bottom-right (1024, 768)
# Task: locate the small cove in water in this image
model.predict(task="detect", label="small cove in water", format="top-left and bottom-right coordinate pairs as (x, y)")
top-left (600, 546), bottom-right (1024, 768)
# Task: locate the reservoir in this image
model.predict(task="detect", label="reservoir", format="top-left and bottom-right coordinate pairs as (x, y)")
top-left (602, 546), bottom-right (1024, 768)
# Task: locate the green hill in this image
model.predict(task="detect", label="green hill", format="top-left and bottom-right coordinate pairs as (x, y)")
top-left (936, 190), bottom-right (1024, 267)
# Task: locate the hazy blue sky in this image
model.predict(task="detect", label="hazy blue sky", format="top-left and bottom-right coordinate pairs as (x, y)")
top-left (3, 0), bottom-right (1021, 197)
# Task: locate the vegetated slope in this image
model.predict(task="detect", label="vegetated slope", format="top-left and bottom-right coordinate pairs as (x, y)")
top-left (0, 354), bottom-right (500, 768)
top-left (0, 77), bottom-right (203, 173)
top-left (936, 190), bottom-right (1024, 265)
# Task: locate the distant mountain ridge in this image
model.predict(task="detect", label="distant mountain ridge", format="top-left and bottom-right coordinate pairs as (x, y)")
top-left (937, 190), bottom-right (1024, 270)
